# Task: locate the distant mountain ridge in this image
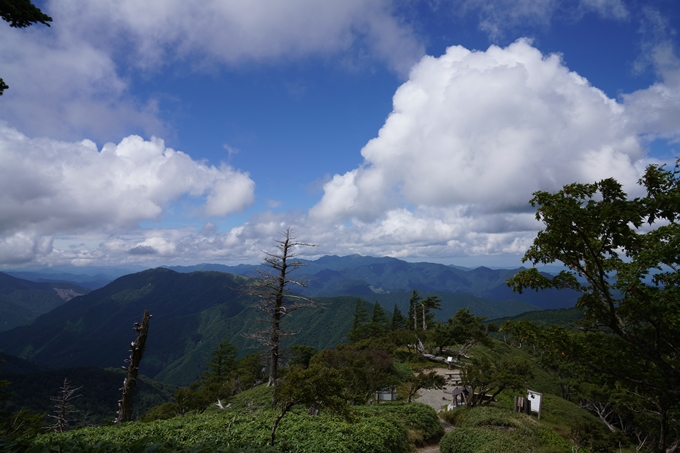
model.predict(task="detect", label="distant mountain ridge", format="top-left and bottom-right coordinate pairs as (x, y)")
top-left (5, 255), bottom-right (576, 310)
top-left (167, 255), bottom-right (577, 310)
top-left (0, 272), bottom-right (90, 333)
top-left (0, 267), bottom-right (539, 386)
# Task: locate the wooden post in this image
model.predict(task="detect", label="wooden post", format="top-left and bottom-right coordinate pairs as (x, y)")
top-left (115, 310), bottom-right (151, 423)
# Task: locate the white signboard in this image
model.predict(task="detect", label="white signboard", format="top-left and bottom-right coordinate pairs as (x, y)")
top-left (527, 390), bottom-right (543, 419)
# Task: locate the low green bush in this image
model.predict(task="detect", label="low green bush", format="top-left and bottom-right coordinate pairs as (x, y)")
top-left (440, 428), bottom-right (512, 453)
top-left (438, 405), bottom-right (573, 453)
top-left (30, 388), bottom-right (441, 453)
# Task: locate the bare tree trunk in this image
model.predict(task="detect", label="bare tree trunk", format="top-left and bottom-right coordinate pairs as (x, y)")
top-left (115, 310), bottom-right (151, 424)
top-left (245, 228), bottom-right (315, 388)
top-left (268, 254), bottom-right (286, 386)
top-left (47, 378), bottom-right (81, 433)
top-left (269, 402), bottom-right (293, 446)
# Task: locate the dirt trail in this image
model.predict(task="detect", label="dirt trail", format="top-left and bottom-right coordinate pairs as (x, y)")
top-left (413, 368), bottom-right (457, 453)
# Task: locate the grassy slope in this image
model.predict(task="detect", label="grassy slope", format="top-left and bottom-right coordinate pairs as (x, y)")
top-left (35, 385), bottom-right (443, 453)
top-left (437, 341), bottom-right (633, 453)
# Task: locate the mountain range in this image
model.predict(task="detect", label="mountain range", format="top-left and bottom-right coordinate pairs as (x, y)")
top-left (166, 255), bottom-right (578, 310)
top-left (0, 272), bottom-right (90, 333)
top-left (0, 274), bottom-right (537, 386)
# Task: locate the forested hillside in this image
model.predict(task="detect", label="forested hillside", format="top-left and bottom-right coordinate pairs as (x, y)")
top-left (167, 255), bottom-right (579, 309)
top-left (0, 272), bottom-right (89, 333)
top-left (0, 268), bottom-right (539, 386)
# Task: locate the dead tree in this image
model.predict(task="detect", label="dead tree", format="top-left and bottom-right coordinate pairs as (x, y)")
top-left (115, 310), bottom-right (151, 423)
top-left (246, 228), bottom-right (315, 387)
top-left (47, 378), bottom-right (81, 433)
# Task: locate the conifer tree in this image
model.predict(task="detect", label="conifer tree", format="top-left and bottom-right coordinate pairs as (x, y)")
top-left (347, 298), bottom-right (370, 342)
top-left (351, 298), bottom-right (369, 332)
top-left (204, 339), bottom-right (238, 383)
top-left (407, 290), bottom-right (441, 331)
top-left (391, 305), bottom-right (407, 331)
top-left (370, 301), bottom-right (388, 335)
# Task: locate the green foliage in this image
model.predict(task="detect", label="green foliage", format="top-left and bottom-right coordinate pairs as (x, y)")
top-left (439, 406), bottom-right (572, 453)
top-left (271, 363), bottom-right (349, 445)
top-left (508, 163), bottom-right (680, 452)
top-left (351, 298), bottom-right (369, 328)
top-left (570, 419), bottom-right (618, 453)
top-left (311, 346), bottom-right (396, 404)
top-left (287, 345), bottom-right (316, 369)
top-left (0, 0), bottom-right (51, 28)
top-left (391, 305), bottom-right (407, 331)
top-left (492, 308), bottom-right (583, 329)
top-left (28, 384), bottom-right (441, 453)
top-left (204, 339), bottom-right (238, 383)
top-left (236, 353), bottom-right (266, 391)
top-left (391, 361), bottom-right (414, 382)
top-left (370, 301), bottom-right (389, 333)
top-left (0, 436), bottom-right (278, 453)
top-left (406, 368), bottom-right (445, 403)
top-left (407, 290), bottom-right (441, 331)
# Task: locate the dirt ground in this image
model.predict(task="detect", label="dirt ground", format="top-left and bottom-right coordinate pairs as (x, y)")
top-left (413, 368), bottom-right (457, 453)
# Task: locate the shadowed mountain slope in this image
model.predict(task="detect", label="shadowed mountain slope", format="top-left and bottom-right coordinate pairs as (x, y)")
top-left (0, 267), bottom-right (540, 386)
top-left (0, 272), bottom-right (90, 333)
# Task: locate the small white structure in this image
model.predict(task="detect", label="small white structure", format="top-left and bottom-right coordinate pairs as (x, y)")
top-left (375, 387), bottom-right (397, 402)
top-left (527, 390), bottom-right (543, 419)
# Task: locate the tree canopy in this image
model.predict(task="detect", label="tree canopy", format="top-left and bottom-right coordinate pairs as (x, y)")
top-left (507, 162), bottom-right (680, 452)
top-left (0, 0), bottom-right (52, 95)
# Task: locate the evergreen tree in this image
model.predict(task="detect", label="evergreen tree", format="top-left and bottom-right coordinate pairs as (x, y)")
top-left (391, 305), bottom-right (407, 331)
top-left (407, 290), bottom-right (441, 331)
top-left (236, 353), bottom-right (266, 390)
top-left (204, 339), bottom-right (237, 383)
top-left (369, 301), bottom-right (388, 335)
top-left (421, 295), bottom-right (441, 331)
top-left (351, 298), bottom-right (369, 331)
top-left (347, 298), bottom-right (370, 342)
top-left (288, 345), bottom-right (317, 369)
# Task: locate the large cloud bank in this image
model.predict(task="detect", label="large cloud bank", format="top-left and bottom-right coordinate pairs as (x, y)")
top-left (0, 125), bottom-right (254, 264)
top-left (12, 38), bottom-right (675, 267)
top-left (305, 39), bottom-right (673, 259)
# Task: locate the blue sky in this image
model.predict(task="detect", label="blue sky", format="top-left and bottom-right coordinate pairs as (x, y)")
top-left (0, 0), bottom-right (679, 269)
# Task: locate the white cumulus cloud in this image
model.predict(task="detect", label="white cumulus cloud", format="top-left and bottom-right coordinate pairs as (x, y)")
top-left (311, 39), bottom-right (646, 225)
top-left (302, 39), bottom-right (677, 260)
top-left (0, 124), bottom-right (255, 264)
